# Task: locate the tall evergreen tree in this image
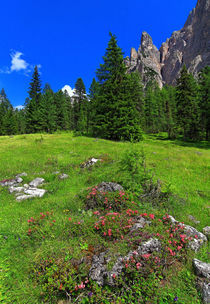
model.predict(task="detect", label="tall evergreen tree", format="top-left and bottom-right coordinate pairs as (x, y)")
top-left (198, 66), bottom-right (210, 140)
top-left (25, 66), bottom-right (42, 133)
top-left (176, 65), bottom-right (200, 140)
top-left (73, 78), bottom-right (87, 133)
top-left (93, 33), bottom-right (143, 141)
top-left (39, 84), bottom-right (57, 133)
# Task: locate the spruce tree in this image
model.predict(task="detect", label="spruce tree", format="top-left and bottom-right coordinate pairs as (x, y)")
top-left (39, 84), bottom-right (56, 133)
top-left (176, 65), bottom-right (200, 140)
top-left (93, 33), bottom-right (143, 141)
top-left (73, 78), bottom-right (87, 133)
top-left (25, 66), bottom-right (42, 133)
top-left (198, 66), bottom-right (210, 140)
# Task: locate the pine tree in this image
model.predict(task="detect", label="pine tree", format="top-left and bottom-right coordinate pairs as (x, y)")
top-left (198, 66), bottom-right (210, 140)
top-left (38, 84), bottom-right (57, 133)
top-left (54, 90), bottom-right (70, 130)
top-left (88, 78), bottom-right (100, 134)
top-left (28, 66), bottom-right (42, 102)
top-left (73, 78), bottom-right (87, 133)
top-left (25, 66), bottom-right (42, 133)
top-left (0, 89), bottom-right (15, 135)
top-left (176, 65), bottom-right (200, 140)
top-left (93, 33), bottom-right (143, 141)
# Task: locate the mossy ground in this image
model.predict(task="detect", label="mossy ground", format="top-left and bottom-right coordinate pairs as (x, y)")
top-left (0, 132), bottom-right (209, 303)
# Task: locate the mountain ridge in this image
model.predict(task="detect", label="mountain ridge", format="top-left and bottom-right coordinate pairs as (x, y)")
top-left (126, 0), bottom-right (210, 86)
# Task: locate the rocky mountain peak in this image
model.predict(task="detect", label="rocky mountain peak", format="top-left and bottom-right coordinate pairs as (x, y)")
top-left (126, 0), bottom-right (210, 86)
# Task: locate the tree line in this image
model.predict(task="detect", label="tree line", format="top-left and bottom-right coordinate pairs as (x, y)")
top-left (0, 33), bottom-right (209, 141)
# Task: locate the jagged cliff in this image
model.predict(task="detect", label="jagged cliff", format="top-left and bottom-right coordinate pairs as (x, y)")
top-left (126, 0), bottom-right (210, 86)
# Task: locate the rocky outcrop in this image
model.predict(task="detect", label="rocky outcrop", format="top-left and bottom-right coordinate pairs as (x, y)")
top-left (126, 32), bottom-right (163, 88)
top-left (126, 0), bottom-right (210, 86)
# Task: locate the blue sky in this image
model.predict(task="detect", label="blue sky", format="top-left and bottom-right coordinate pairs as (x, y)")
top-left (0, 0), bottom-right (197, 107)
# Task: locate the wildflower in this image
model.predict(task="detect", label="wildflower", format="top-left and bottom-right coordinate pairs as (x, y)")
top-left (174, 296), bottom-right (178, 301)
top-left (177, 246), bottom-right (182, 250)
top-left (59, 283), bottom-right (63, 290)
top-left (149, 214), bottom-right (155, 220)
top-left (112, 273), bottom-right (116, 278)
top-left (88, 292), bottom-right (93, 297)
top-left (125, 263), bottom-right (128, 268)
top-left (136, 262), bottom-right (142, 270)
top-left (194, 234), bottom-right (198, 239)
top-left (108, 229), bottom-right (112, 236)
top-left (103, 232), bottom-right (107, 236)
top-left (142, 253), bottom-right (151, 259)
top-left (68, 217), bottom-right (71, 221)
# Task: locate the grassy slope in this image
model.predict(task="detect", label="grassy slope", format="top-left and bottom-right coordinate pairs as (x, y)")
top-left (0, 132), bottom-right (209, 303)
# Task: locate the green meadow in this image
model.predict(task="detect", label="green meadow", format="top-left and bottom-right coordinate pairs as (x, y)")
top-left (0, 132), bottom-right (209, 303)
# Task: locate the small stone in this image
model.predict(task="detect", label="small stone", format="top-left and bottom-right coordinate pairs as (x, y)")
top-left (24, 188), bottom-right (46, 197)
top-left (16, 195), bottom-right (34, 201)
top-left (58, 173), bottom-right (69, 180)
top-left (80, 158), bottom-right (100, 168)
top-left (9, 186), bottom-right (25, 194)
top-left (203, 226), bottom-right (210, 237)
top-left (29, 178), bottom-right (45, 187)
top-left (52, 171), bottom-right (60, 174)
top-left (16, 177), bottom-right (23, 184)
top-left (193, 259), bottom-right (210, 279)
top-left (97, 182), bottom-right (123, 193)
top-left (188, 215), bottom-right (200, 225)
top-left (16, 172), bottom-right (27, 177)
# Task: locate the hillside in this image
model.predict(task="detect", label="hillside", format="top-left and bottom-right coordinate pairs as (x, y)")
top-left (0, 133), bottom-right (209, 303)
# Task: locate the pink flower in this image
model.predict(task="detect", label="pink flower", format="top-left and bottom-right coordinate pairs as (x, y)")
top-left (68, 217), bottom-right (71, 221)
top-left (177, 246), bottom-right (182, 250)
top-left (112, 273), bottom-right (116, 278)
top-left (103, 232), bottom-right (107, 236)
top-left (108, 229), bottom-right (112, 236)
top-left (149, 214), bottom-right (155, 220)
top-left (142, 254), bottom-right (151, 259)
top-left (136, 262), bottom-right (142, 270)
top-left (125, 263), bottom-right (128, 268)
top-left (194, 235), bottom-right (198, 239)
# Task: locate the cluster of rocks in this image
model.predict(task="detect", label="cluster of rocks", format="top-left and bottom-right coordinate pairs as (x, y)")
top-left (193, 259), bottom-right (210, 304)
top-left (169, 215), bottom-right (207, 252)
top-left (86, 182), bottom-right (209, 302)
top-left (89, 238), bottom-right (161, 286)
top-left (0, 174), bottom-right (46, 201)
top-left (80, 158), bottom-right (101, 169)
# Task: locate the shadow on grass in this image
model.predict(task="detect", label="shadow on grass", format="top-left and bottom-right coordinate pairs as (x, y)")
top-left (147, 133), bottom-right (210, 150)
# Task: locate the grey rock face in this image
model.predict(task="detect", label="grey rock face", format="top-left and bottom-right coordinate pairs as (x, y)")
top-left (169, 216), bottom-right (207, 252)
top-left (89, 238), bottom-right (161, 286)
top-left (193, 258), bottom-right (210, 304)
top-left (29, 178), bottom-right (45, 187)
top-left (126, 32), bottom-right (163, 88)
top-left (126, 0), bottom-right (210, 86)
top-left (202, 283), bottom-right (210, 304)
top-left (97, 182), bottom-right (123, 193)
top-left (193, 259), bottom-right (210, 279)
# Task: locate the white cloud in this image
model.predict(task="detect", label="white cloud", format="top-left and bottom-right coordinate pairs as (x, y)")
top-left (15, 105), bottom-right (24, 110)
top-left (10, 51), bottom-right (28, 72)
top-left (0, 50), bottom-right (41, 75)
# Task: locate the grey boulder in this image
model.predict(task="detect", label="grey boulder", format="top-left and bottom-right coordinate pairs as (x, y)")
top-left (29, 178), bottom-right (45, 187)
